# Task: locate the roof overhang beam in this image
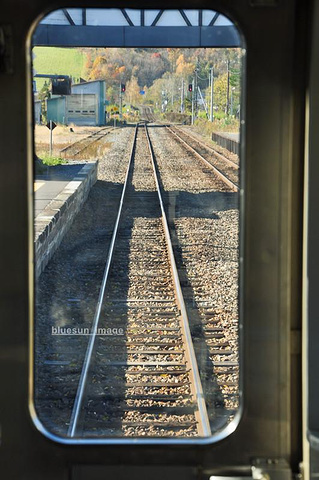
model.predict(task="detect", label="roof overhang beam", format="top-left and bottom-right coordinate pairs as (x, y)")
top-left (32, 25), bottom-right (241, 48)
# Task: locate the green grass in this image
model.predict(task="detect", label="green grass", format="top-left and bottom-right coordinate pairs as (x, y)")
top-left (39, 154), bottom-right (66, 166)
top-left (194, 116), bottom-right (240, 134)
top-left (33, 47), bottom-right (86, 92)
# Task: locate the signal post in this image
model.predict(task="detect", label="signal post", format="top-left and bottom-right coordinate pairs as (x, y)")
top-left (120, 83), bottom-right (125, 121)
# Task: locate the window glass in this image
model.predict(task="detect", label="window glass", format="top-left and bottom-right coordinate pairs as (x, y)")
top-left (32, 8), bottom-right (243, 441)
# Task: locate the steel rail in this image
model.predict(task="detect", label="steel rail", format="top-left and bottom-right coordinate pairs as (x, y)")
top-left (60, 127), bottom-right (113, 156)
top-left (144, 124), bottom-right (212, 437)
top-left (67, 125), bottom-right (138, 438)
top-left (172, 125), bottom-right (239, 169)
top-left (166, 125), bottom-right (238, 192)
top-left (60, 127), bottom-right (110, 152)
top-left (139, 105), bottom-right (155, 122)
top-left (71, 128), bottom-right (114, 156)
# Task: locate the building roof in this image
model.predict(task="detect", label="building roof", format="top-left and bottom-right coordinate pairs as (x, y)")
top-left (72, 79), bottom-right (106, 87)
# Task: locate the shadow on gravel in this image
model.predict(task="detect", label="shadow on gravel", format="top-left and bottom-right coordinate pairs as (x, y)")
top-left (35, 179), bottom-right (125, 437)
top-left (164, 190), bottom-right (238, 219)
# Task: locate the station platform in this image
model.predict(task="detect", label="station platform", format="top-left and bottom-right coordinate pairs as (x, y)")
top-left (211, 131), bottom-right (239, 155)
top-left (34, 161), bottom-right (98, 279)
top-left (219, 132), bottom-right (239, 142)
top-left (34, 164), bottom-right (84, 217)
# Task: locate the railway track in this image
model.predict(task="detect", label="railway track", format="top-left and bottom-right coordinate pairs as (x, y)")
top-left (36, 122), bottom-right (239, 438)
top-left (139, 105), bottom-right (155, 123)
top-left (148, 125), bottom-right (240, 428)
top-left (60, 127), bottom-right (115, 158)
top-left (166, 125), bottom-right (239, 191)
top-left (176, 126), bottom-right (239, 166)
top-left (139, 107), bottom-right (239, 192)
top-left (67, 124), bottom-right (211, 438)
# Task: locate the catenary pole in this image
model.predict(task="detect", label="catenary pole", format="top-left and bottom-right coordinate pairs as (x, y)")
top-left (210, 67), bottom-right (214, 122)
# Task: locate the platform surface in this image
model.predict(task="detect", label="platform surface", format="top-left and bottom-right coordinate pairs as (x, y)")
top-left (34, 164), bottom-right (84, 217)
top-left (217, 132), bottom-right (239, 142)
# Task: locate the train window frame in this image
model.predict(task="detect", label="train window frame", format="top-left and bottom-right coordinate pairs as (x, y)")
top-left (304, 0), bottom-right (319, 474)
top-left (0, 0), bottom-right (304, 475)
top-left (28, 6), bottom-right (246, 446)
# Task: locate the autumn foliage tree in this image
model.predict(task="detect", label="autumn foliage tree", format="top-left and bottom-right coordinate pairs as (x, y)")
top-left (175, 54), bottom-right (194, 77)
top-left (82, 47), bottom-right (242, 119)
top-left (125, 76), bottom-right (141, 106)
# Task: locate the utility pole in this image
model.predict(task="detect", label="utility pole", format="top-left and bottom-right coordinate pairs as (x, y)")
top-left (230, 87), bottom-right (235, 116)
top-left (191, 79), bottom-right (195, 125)
top-left (171, 78), bottom-right (174, 107)
top-left (194, 66), bottom-right (198, 119)
top-left (210, 67), bottom-right (214, 122)
top-left (226, 59), bottom-right (230, 115)
top-left (198, 86), bottom-right (208, 118)
top-left (181, 79), bottom-right (184, 114)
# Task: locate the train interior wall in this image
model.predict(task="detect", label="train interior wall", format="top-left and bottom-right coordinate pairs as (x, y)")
top-left (0, 0), bottom-right (317, 478)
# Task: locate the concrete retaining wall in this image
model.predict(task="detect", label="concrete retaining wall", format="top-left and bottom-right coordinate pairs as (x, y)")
top-left (34, 161), bottom-right (98, 279)
top-left (211, 132), bottom-right (239, 155)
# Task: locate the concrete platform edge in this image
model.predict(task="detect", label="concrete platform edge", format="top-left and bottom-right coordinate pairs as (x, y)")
top-left (211, 132), bottom-right (239, 155)
top-left (34, 161), bottom-right (98, 279)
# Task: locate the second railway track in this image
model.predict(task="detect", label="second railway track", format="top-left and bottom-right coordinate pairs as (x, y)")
top-left (60, 126), bottom-right (115, 158)
top-left (139, 106), bottom-right (239, 191)
top-left (166, 125), bottom-right (239, 191)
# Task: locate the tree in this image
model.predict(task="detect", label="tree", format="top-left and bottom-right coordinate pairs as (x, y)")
top-left (125, 76), bottom-right (140, 106)
top-left (38, 81), bottom-right (51, 123)
top-left (38, 81), bottom-right (51, 102)
top-left (175, 54), bottom-right (194, 77)
top-left (214, 73), bottom-right (228, 113)
top-left (166, 48), bottom-right (181, 71)
top-left (81, 47), bottom-right (243, 118)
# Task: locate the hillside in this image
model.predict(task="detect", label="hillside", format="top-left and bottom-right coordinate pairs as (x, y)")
top-left (33, 47), bottom-right (86, 92)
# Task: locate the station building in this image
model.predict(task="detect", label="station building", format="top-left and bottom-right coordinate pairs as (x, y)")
top-left (46, 79), bottom-right (106, 126)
